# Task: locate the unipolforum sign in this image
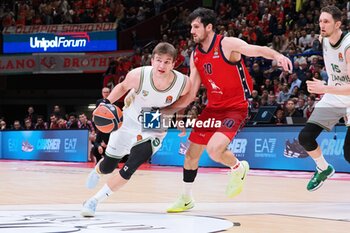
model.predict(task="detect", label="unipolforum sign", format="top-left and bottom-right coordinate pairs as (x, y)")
top-left (2, 23), bottom-right (117, 53)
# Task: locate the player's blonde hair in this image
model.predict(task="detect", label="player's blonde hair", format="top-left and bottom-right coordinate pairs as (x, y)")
top-left (152, 42), bottom-right (177, 61)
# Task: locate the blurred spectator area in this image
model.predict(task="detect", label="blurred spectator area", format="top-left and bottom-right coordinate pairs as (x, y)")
top-left (1, 0), bottom-right (349, 128)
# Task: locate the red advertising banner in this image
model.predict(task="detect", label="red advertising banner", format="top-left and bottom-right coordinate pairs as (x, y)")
top-left (2, 22), bottom-right (117, 34)
top-left (0, 51), bottom-right (133, 74)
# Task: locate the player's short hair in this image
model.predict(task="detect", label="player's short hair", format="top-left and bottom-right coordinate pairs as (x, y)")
top-left (321, 5), bottom-right (342, 22)
top-left (189, 7), bottom-right (217, 29)
top-left (152, 42), bottom-right (177, 61)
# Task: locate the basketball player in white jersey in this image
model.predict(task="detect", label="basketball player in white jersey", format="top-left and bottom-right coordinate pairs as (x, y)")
top-left (81, 42), bottom-right (190, 217)
top-left (299, 5), bottom-right (350, 192)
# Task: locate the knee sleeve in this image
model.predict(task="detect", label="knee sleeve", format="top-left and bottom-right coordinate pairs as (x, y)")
top-left (343, 127), bottom-right (350, 163)
top-left (99, 155), bottom-right (121, 174)
top-left (298, 123), bottom-right (323, 152)
top-left (119, 140), bottom-right (153, 180)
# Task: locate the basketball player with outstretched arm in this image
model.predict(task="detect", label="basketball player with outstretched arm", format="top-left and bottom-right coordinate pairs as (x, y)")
top-left (81, 42), bottom-right (190, 217)
top-left (166, 7), bottom-right (292, 213)
top-left (299, 5), bottom-right (350, 192)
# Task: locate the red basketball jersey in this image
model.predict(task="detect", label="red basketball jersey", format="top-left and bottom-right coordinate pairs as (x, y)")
top-left (193, 34), bottom-right (253, 109)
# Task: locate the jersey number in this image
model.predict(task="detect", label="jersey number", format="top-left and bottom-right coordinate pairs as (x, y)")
top-left (204, 63), bottom-right (212, 75)
top-left (331, 63), bottom-right (341, 73)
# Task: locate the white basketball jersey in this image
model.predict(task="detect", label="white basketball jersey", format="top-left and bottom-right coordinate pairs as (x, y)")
top-left (321, 32), bottom-right (350, 106)
top-left (123, 66), bottom-right (187, 124)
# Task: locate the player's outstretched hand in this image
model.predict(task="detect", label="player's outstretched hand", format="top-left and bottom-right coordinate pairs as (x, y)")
top-left (276, 54), bottom-right (293, 73)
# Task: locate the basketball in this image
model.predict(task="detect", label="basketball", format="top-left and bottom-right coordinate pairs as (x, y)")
top-left (92, 104), bottom-right (123, 133)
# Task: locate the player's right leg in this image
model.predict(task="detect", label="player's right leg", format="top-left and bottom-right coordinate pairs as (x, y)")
top-left (86, 129), bottom-right (128, 189)
top-left (167, 141), bottom-right (205, 213)
top-left (206, 132), bottom-right (249, 198)
top-left (298, 122), bottom-right (334, 191)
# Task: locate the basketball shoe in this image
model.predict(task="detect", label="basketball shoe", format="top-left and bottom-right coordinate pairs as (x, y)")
top-left (81, 198), bottom-right (98, 217)
top-left (86, 169), bottom-right (101, 189)
top-left (166, 195), bottom-right (194, 213)
top-left (225, 160), bottom-right (249, 198)
top-left (307, 165), bottom-right (335, 191)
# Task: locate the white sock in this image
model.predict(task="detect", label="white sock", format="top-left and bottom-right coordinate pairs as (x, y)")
top-left (93, 184), bottom-right (113, 202)
top-left (231, 160), bottom-right (244, 173)
top-left (313, 154), bottom-right (329, 171)
top-left (183, 182), bottom-right (193, 198)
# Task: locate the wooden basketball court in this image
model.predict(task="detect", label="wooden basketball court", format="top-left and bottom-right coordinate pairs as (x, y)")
top-left (0, 160), bottom-right (349, 233)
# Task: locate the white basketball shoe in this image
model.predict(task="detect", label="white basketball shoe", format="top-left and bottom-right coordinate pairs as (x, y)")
top-left (81, 198), bottom-right (98, 217)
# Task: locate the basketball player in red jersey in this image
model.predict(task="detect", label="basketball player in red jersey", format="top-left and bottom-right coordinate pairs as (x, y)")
top-left (167, 7), bottom-right (292, 213)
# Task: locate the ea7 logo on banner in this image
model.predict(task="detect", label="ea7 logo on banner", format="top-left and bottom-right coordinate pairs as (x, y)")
top-left (255, 138), bottom-right (277, 153)
top-left (30, 32), bottom-right (90, 51)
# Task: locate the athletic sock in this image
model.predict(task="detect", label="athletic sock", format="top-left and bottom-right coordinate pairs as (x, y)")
top-left (93, 184), bottom-right (113, 202)
top-left (313, 154), bottom-right (329, 171)
top-left (183, 182), bottom-right (193, 198)
top-left (183, 168), bottom-right (197, 198)
top-left (231, 160), bottom-right (244, 173)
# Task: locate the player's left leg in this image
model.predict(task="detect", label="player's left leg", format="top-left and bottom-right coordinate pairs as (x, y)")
top-left (167, 141), bottom-right (205, 213)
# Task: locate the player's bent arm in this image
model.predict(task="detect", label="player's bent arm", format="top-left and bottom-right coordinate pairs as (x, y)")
top-left (107, 68), bottom-right (141, 103)
top-left (222, 37), bottom-right (292, 72)
top-left (322, 84), bottom-right (350, 95)
top-left (322, 48), bottom-right (350, 95)
top-left (162, 54), bottom-right (201, 114)
top-left (186, 53), bottom-right (202, 101)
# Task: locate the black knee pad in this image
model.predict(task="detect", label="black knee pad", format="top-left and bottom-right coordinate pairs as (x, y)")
top-left (298, 123), bottom-right (323, 152)
top-left (99, 155), bottom-right (121, 174)
top-left (343, 127), bottom-right (350, 163)
top-left (119, 140), bottom-right (153, 180)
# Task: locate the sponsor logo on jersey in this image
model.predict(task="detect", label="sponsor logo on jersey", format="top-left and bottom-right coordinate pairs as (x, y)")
top-left (208, 79), bottom-right (223, 94)
top-left (338, 52), bottom-right (344, 62)
top-left (152, 137), bottom-right (161, 147)
top-left (213, 47), bottom-right (220, 59)
top-left (165, 95), bottom-right (173, 104)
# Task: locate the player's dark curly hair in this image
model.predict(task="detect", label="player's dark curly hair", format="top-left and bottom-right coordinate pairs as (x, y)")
top-left (188, 7), bottom-right (217, 29)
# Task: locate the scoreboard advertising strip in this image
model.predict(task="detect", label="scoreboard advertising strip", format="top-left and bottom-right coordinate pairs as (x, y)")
top-left (3, 31), bottom-right (117, 53)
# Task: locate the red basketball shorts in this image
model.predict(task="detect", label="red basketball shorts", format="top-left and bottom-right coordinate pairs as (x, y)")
top-left (188, 107), bottom-right (248, 145)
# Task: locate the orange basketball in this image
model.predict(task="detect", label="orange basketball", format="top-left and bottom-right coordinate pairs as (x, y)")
top-left (93, 104), bottom-right (123, 133)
